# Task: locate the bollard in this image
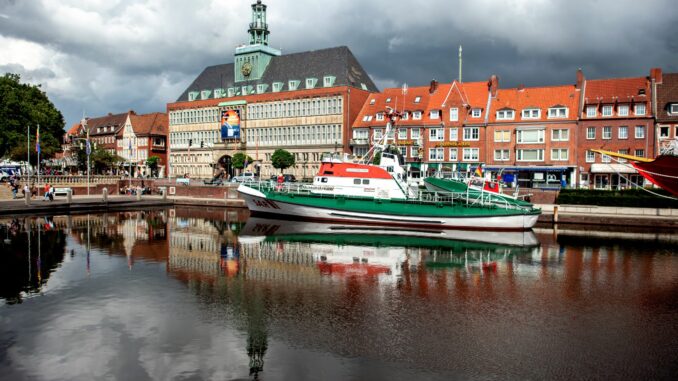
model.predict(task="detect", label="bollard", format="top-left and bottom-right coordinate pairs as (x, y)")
top-left (25, 191), bottom-right (31, 206)
top-left (102, 188), bottom-right (108, 203)
top-left (67, 189), bottom-right (72, 204)
top-left (136, 187), bottom-right (142, 201)
top-left (553, 205), bottom-right (559, 223)
top-left (162, 188), bottom-right (167, 201)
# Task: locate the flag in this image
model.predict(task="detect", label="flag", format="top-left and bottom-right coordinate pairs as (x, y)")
top-left (86, 140), bottom-right (91, 155)
top-left (243, 157), bottom-right (249, 169)
top-left (35, 125), bottom-right (40, 155)
top-left (474, 164), bottom-right (483, 177)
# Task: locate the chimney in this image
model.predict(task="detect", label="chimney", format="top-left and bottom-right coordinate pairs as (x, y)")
top-left (650, 67), bottom-right (662, 84)
top-left (576, 68), bottom-right (584, 90)
top-left (517, 84), bottom-right (525, 91)
top-left (429, 79), bottom-right (439, 94)
top-left (107, 112), bottom-right (113, 116)
top-left (488, 75), bottom-right (499, 97)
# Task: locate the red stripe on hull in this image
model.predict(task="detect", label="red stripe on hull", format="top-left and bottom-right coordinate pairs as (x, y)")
top-left (317, 163), bottom-right (392, 179)
top-left (632, 155), bottom-right (678, 197)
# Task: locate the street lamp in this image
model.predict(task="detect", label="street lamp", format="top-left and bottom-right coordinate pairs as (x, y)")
top-left (73, 117), bottom-right (92, 196)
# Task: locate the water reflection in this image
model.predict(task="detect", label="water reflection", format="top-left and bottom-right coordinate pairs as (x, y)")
top-left (0, 209), bottom-right (676, 380)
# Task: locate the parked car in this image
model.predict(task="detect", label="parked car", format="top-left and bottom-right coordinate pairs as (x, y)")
top-left (269, 174), bottom-right (297, 183)
top-left (0, 171), bottom-right (10, 182)
top-left (231, 172), bottom-right (258, 183)
top-left (53, 187), bottom-right (72, 197)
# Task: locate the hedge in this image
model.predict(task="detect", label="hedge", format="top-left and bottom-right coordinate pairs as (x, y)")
top-left (556, 188), bottom-right (678, 208)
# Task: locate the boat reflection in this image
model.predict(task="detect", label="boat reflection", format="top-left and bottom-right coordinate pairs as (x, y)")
top-left (238, 217), bottom-right (540, 283)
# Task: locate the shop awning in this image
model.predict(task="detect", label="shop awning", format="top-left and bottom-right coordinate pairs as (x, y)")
top-left (408, 162), bottom-right (421, 169)
top-left (590, 163), bottom-right (637, 174)
top-left (427, 163), bottom-right (440, 170)
top-left (485, 166), bottom-right (570, 172)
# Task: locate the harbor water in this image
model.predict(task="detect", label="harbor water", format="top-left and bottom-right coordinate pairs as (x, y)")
top-left (0, 208), bottom-right (676, 380)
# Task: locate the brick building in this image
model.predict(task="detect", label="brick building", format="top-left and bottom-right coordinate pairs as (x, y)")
top-left (578, 71), bottom-right (655, 189)
top-left (485, 80), bottom-right (580, 189)
top-left (116, 111), bottom-right (168, 177)
top-left (167, 0), bottom-right (376, 180)
top-left (654, 69), bottom-right (678, 152)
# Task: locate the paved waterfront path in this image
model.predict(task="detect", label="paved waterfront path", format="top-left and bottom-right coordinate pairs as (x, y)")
top-left (0, 195), bottom-right (173, 216)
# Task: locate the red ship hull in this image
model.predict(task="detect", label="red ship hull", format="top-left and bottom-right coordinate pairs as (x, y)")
top-left (632, 155), bottom-right (678, 197)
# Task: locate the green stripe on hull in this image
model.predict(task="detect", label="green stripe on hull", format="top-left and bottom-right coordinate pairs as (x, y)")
top-left (262, 189), bottom-right (540, 218)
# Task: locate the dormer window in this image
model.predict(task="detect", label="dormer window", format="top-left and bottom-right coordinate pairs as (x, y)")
top-left (413, 111), bottom-right (422, 120)
top-left (188, 91), bottom-right (199, 101)
top-left (214, 88), bottom-right (225, 98)
top-left (586, 105), bottom-right (597, 117)
top-left (227, 88), bottom-right (235, 97)
top-left (323, 76), bottom-right (335, 87)
top-left (369, 99), bottom-right (376, 105)
top-left (305, 78), bottom-right (317, 89)
top-left (362, 115), bottom-right (373, 122)
top-left (376, 113), bottom-right (384, 121)
top-left (522, 108), bottom-right (540, 119)
top-left (602, 105), bottom-right (613, 117)
top-left (670, 104), bottom-right (678, 114)
top-left (496, 109), bottom-right (515, 120)
top-left (256, 84), bottom-right (268, 94)
top-left (547, 107), bottom-right (568, 118)
top-left (385, 97), bottom-right (391, 103)
top-left (429, 110), bottom-right (440, 119)
top-left (288, 80), bottom-right (300, 91)
top-left (635, 103), bottom-right (646, 116)
top-left (617, 105), bottom-right (629, 116)
top-left (414, 96), bottom-right (421, 103)
top-left (471, 108), bottom-right (481, 118)
top-left (272, 82), bottom-right (283, 92)
top-left (402, 111), bottom-right (409, 120)
top-left (200, 90), bottom-right (211, 100)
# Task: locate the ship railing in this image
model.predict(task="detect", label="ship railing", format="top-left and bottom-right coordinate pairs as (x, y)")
top-left (248, 181), bottom-right (534, 211)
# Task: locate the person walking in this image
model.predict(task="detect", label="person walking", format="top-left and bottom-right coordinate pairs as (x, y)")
top-left (48, 185), bottom-right (54, 201)
top-left (43, 183), bottom-right (50, 201)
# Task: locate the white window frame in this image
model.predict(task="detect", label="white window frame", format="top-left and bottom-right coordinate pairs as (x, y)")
top-left (618, 126), bottom-right (628, 139)
top-left (494, 149), bottom-right (510, 161)
top-left (634, 149), bottom-right (645, 157)
top-left (602, 126), bottom-right (612, 140)
top-left (494, 130), bottom-right (511, 142)
top-left (429, 110), bottom-right (440, 119)
top-left (411, 128), bottom-right (420, 140)
top-left (602, 105), bottom-right (613, 117)
top-left (414, 96), bottom-right (421, 103)
top-left (635, 103), bottom-right (646, 116)
top-left (353, 129), bottom-right (368, 139)
top-left (462, 148), bottom-right (479, 161)
top-left (550, 148), bottom-right (569, 161)
top-left (398, 128), bottom-right (407, 140)
top-left (376, 113), bottom-right (384, 121)
top-left (369, 98), bottom-right (376, 105)
top-left (463, 127), bottom-right (479, 141)
top-left (429, 128), bottom-right (444, 141)
top-left (471, 108), bottom-right (481, 118)
top-left (496, 109), bottom-right (515, 120)
top-left (385, 97), bottom-right (391, 103)
top-left (635, 125), bottom-right (645, 138)
top-left (410, 146), bottom-right (418, 158)
top-left (551, 129), bottom-right (569, 142)
top-left (429, 147), bottom-right (444, 161)
top-left (449, 148), bottom-right (458, 161)
top-left (412, 111), bottom-right (422, 120)
top-left (449, 128), bottom-right (458, 141)
top-left (449, 108), bottom-right (459, 121)
top-left (586, 127), bottom-right (596, 140)
top-left (586, 150), bottom-right (595, 163)
top-left (547, 107), bottom-right (568, 118)
top-left (670, 104), bottom-right (678, 114)
top-left (517, 129), bottom-right (545, 144)
top-left (373, 128), bottom-right (383, 141)
top-left (516, 149), bottom-right (545, 162)
top-left (586, 106), bottom-right (597, 118)
top-left (618, 105), bottom-right (629, 116)
top-left (522, 109), bottom-right (540, 119)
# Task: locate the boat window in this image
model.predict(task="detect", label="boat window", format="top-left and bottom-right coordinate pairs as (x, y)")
top-left (321, 177), bottom-right (328, 183)
top-left (324, 171), bottom-right (334, 175)
top-left (386, 166), bottom-right (393, 172)
top-left (353, 179), bottom-right (361, 185)
top-left (362, 179), bottom-right (370, 185)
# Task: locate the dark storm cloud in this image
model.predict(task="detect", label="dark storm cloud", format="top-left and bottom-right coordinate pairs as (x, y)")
top-left (0, 0), bottom-right (676, 128)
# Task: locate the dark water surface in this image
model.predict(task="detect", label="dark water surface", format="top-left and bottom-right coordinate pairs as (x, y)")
top-left (0, 208), bottom-right (677, 381)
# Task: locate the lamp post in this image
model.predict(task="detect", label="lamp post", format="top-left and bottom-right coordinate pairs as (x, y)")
top-left (84, 118), bottom-right (91, 196)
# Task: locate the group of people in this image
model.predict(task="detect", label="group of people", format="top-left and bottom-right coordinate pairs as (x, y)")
top-left (5, 174), bottom-right (58, 201)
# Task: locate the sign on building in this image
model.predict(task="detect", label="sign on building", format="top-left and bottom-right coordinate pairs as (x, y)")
top-left (221, 109), bottom-right (241, 140)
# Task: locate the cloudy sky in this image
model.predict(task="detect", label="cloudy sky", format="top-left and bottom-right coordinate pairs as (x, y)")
top-left (1, 0), bottom-right (676, 129)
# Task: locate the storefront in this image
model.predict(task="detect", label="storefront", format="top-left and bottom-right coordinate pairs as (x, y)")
top-left (485, 166), bottom-right (573, 189)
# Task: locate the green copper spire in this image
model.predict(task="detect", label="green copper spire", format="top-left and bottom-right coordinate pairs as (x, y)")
top-left (248, 0), bottom-right (269, 46)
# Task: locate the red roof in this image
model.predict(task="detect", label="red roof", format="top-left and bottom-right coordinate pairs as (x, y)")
top-left (489, 85), bottom-right (580, 123)
top-left (584, 77), bottom-right (650, 105)
top-left (130, 112), bottom-right (168, 136)
top-left (353, 85), bottom-right (433, 128)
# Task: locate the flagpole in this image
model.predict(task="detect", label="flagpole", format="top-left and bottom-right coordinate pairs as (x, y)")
top-left (27, 124), bottom-right (30, 185)
top-left (36, 123), bottom-right (40, 188)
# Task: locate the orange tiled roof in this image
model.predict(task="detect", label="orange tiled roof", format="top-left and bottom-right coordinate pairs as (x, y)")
top-left (130, 112), bottom-right (168, 136)
top-left (583, 77), bottom-right (649, 105)
top-left (488, 85), bottom-right (579, 123)
top-left (353, 85), bottom-right (433, 128)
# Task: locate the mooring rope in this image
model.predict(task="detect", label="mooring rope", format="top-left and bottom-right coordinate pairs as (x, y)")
top-left (602, 155), bottom-right (678, 200)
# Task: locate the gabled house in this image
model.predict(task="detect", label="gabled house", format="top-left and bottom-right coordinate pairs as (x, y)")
top-left (653, 69), bottom-right (678, 153)
top-left (116, 111), bottom-right (168, 177)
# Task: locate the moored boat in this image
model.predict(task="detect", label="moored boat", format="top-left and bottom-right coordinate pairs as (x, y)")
top-left (423, 176), bottom-right (533, 208)
top-left (238, 108), bottom-right (541, 231)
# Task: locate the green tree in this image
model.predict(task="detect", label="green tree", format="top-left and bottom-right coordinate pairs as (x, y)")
top-left (232, 152), bottom-right (253, 170)
top-left (146, 155), bottom-right (160, 177)
top-left (73, 144), bottom-right (123, 174)
top-left (0, 73), bottom-right (65, 159)
top-left (271, 149), bottom-right (295, 173)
